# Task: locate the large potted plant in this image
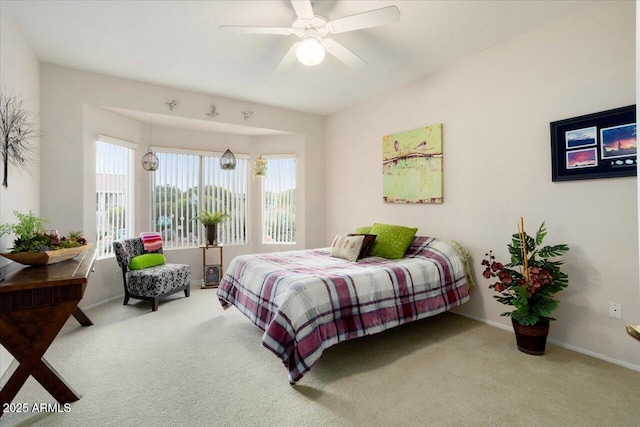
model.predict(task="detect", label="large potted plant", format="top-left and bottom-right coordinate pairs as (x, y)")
top-left (481, 218), bottom-right (569, 355)
top-left (194, 209), bottom-right (230, 246)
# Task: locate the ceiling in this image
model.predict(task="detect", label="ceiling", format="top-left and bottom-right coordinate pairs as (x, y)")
top-left (4, 0), bottom-right (596, 116)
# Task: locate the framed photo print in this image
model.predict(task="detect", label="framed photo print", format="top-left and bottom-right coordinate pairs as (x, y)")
top-left (550, 105), bottom-right (636, 181)
top-left (203, 264), bottom-right (221, 287)
top-left (566, 147), bottom-right (597, 169)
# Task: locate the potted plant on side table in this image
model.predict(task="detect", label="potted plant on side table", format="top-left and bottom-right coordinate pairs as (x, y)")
top-left (481, 218), bottom-right (569, 355)
top-left (194, 209), bottom-right (230, 246)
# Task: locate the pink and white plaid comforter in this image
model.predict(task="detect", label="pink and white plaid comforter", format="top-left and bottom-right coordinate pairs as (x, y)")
top-left (217, 236), bottom-right (471, 384)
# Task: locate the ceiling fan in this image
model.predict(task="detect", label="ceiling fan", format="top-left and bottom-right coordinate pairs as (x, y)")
top-left (220, 0), bottom-right (400, 72)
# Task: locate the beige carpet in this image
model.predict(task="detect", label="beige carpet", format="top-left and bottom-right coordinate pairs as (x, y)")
top-left (2, 287), bottom-right (639, 427)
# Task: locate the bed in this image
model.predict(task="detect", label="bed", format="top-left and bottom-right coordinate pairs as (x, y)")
top-left (217, 236), bottom-right (473, 384)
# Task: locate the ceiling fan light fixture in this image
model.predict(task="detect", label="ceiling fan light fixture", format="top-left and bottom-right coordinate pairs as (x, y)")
top-left (296, 37), bottom-right (325, 66)
top-left (223, 2), bottom-right (401, 71)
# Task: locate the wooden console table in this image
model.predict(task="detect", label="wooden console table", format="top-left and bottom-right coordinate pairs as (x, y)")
top-left (0, 249), bottom-right (95, 415)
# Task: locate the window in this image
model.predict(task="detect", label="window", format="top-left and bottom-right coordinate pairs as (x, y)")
top-left (95, 136), bottom-right (135, 258)
top-left (151, 148), bottom-right (248, 248)
top-left (202, 155), bottom-right (248, 245)
top-left (262, 156), bottom-right (296, 244)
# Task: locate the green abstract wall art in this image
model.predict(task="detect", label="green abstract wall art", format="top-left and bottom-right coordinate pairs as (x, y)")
top-left (382, 123), bottom-right (443, 204)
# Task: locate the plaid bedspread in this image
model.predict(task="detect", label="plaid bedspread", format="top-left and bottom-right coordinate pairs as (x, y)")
top-left (217, 236), bottom-right (471, 384)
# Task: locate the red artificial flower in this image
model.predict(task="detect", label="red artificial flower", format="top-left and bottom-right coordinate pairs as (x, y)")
top-left (498, 271), bottom-right (513, 285)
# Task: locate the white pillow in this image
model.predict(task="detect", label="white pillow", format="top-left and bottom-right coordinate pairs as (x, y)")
top-left (330, 234), bottom-right (365, 262)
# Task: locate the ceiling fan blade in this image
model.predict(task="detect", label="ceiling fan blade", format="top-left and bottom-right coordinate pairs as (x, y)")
top-left (276, 42), bottom-right (302, 73)
top-left (322, 38), bottom-right (367, 68)
top-left (328, 6), bottom-right (400, 34)
top-left (291, 0), bottom-right (314, 20)
top-left (220, 25), bottom-right (294, 35)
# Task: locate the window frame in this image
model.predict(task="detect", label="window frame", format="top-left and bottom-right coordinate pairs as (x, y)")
top-left (150, 146), bottom-right (250, 249)
top-left (95, 134), bottom-right (136, 259)
top-left (261, 154), bottom-right (297, 245)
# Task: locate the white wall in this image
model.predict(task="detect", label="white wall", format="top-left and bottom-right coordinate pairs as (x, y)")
top-left (326, 1), bottom-right (639, 369)
top-left (0, 6), bottom-right (41, 377)
top-left (40, 64), bottom-right (325, 307)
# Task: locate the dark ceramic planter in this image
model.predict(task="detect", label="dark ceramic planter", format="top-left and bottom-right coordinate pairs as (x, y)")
top-left (512, 318), bottom-right (550, 355)
top-left (206, 224), bottom-right (218, 246)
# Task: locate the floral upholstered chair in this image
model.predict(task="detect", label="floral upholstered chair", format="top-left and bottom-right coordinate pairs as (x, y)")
top-left (113, 237), bottom-right (191, 312)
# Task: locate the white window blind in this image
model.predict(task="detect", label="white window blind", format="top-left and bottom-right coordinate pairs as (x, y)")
top-left (151, 149), bottom-right (248, 248)
top-left (202, 156), bottom-right (248, 245)
top-left (95, 136), bottom-right (135, 258)
top-left (152, 151), bottom-right (200, 248)
top-left (262, 156), bottom-right (296, 244)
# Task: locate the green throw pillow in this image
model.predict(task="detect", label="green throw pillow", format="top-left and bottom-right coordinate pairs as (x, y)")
top-left (355, 225), bottom-right (373, 234)
top-left (368, 223), bottom-right (418, 259)
top-left (129, 253), bottom-right (166, 270)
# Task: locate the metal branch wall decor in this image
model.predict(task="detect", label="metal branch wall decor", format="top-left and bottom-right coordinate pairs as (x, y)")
top-left (0, 90), bottom-right (38, 188)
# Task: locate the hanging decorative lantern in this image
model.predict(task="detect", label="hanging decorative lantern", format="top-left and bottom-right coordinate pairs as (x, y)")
top-left (254, 157), bottom-right (267, 178)
top-left (142, 148), bottom-right (159, 171)
top-left (142, 117), bottom-right (159, 171)
top-left (220, 149), bottom-right (237, 170)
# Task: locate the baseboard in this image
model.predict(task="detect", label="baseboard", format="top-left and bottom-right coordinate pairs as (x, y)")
top-left (457, 312), bottom-right (640, 373)
top-left (80, 280), bottom-right (203, 311)
top-left (80, 294), bottom-right (123, 311)
top-left (545, 337), bottom-right (640, 372)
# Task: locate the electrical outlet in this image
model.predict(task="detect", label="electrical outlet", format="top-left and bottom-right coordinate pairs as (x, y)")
top-left (609, 302), bottom-right (622, 319)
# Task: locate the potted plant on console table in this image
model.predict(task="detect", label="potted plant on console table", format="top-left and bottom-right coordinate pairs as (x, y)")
top-left (194, 209), bottom-right (230, 246)
top-left (481, 218), bottom-right (569, 355)
top-left (0, 210), bottom-right (91, 266)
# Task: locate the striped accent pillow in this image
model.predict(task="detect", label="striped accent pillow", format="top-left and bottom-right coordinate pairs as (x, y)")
top-left (330, 234), bottom-right (365, 262)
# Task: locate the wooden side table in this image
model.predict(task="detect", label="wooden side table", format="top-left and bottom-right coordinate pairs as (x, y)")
top-left (0, 250), bottom-right (95, 415)
top-left (201, 245), bottom-right (223, 289)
